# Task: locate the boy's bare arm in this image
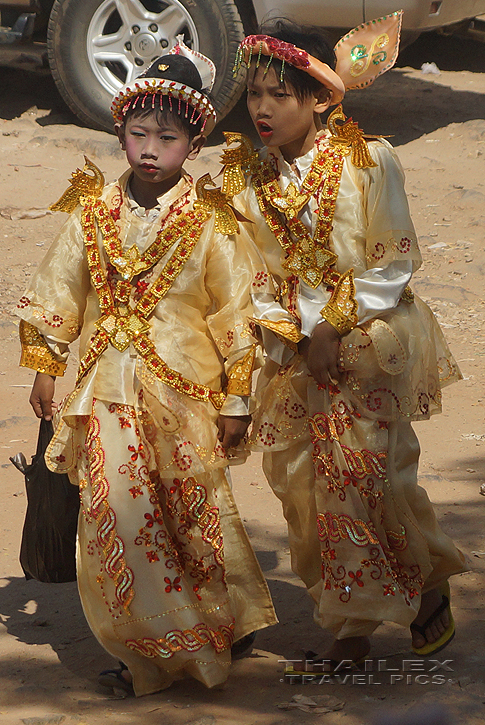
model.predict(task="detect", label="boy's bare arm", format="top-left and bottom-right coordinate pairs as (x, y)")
top-left (217, 414), bottom-right (252, 451)
top-left (29, 372), bottom-right (56, 421)
top-left (299, 321), bottom-right (341, 387)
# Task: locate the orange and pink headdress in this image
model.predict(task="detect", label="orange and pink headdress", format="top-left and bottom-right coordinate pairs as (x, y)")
top-left (234, 11), bottom-right (403, 105)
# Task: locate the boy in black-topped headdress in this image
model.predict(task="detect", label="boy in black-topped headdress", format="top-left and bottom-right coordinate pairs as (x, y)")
top-left (16, 38), bottom-right (276, 696)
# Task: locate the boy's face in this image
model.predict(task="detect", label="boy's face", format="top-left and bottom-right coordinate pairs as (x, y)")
top-left (247, 65), bottom-right (331, 161)
top-left (116, 110), bottom-right (203, 195)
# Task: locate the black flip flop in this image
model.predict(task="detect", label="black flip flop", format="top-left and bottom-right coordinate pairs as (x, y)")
top-left (231, 631), bottom-right (256, 660)
top-left (98, 661), bottom-right (134, 695)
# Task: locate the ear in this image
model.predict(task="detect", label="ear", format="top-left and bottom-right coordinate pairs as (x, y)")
top-left (187, 134), bottom-right (206, 160)
top-left (313, 89), bottom-right (332, 115)
top-left (115, 123), bottom-right (126, 150)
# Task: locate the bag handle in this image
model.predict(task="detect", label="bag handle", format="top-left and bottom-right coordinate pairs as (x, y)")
top-left (36, 418), bottom-right (55, 459)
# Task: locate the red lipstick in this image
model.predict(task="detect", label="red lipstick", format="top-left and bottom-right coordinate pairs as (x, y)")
top-left (257, 120), bottom-right (273, 139)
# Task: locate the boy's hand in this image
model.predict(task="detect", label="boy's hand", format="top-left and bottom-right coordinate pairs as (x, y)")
top-left (302, 321), bottom-right (341, 387)
top-left (217, 414), bottom-right (251, 451)
top-left (29, 372), bottom-right (56, 420)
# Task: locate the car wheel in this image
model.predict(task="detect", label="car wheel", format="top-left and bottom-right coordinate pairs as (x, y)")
top-left (47, 0), bottom-right (245, 132)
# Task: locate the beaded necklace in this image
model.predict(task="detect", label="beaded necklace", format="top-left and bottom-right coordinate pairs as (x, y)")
top-left (251, 138), bottom-right (349, 289)
top-left (93, 196), bottom-right (206, 283)
top-left (77, 197), bottom-right (226, 409)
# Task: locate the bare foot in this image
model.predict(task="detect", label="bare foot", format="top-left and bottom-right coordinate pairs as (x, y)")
top-left (121, 669), bottom-right (133, 685)
top-left (311, 636), bottom-right (370, 671)
top-left (411, 587), bottom-right (450, 649)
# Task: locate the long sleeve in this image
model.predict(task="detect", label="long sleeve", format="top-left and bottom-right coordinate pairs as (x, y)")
top-left (17, 210), bottom-right (91, 373)
top-left (233, 184), bottom-right (302, 365)
top-left (16, 210), bottom-right (91, 348)
top-left (300, 260), bottom-right (412, 335)
top-left (204, 224), bottom-right (263, 415)
top-left (292, 139), bottom-right (421, 337)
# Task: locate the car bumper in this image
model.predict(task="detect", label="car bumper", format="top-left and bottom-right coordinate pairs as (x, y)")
top-left (251, 0), bottom-right (485, 32)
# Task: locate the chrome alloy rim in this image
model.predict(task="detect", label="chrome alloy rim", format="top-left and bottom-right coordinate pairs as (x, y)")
top-left (87, 0), bottom-right (199, 92)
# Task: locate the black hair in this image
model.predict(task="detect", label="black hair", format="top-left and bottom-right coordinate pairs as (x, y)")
top-left (123, 101), bottom-right (204, 139)
top-left (255, 18), bottom-right (336, 102)
top-left (120, 53), bottom-right (208, 138)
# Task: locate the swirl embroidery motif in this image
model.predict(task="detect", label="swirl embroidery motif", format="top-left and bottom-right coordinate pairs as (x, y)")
top-left (350, 34), bottom-right (389, 78)
top-left (126, 620), bottom-right (235, 658)
top-left (85, 412), bottom-right (135, 615)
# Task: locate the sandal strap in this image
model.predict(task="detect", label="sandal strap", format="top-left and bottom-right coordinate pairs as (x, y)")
top-left (410, 594), bottom-right (449, 636)
top-left (99, 665), bottom-right (134, 694)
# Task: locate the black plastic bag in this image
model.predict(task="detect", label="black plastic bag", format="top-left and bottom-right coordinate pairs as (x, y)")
top-left (10, 418), bottom-right (79, 582)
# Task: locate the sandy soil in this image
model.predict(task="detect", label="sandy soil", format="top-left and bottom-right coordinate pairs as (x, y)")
top-left (0, 32), bottom-right (485, 725)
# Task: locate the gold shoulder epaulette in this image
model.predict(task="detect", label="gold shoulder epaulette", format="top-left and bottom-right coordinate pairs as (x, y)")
top-left (50, 156), bottom-right (105, 213)
top-left (194, 173), bottom-right (239, 235)
top-left (220, 132), bottom-right (260, 197)
top-left (327, 105), bottom-right (378, 170)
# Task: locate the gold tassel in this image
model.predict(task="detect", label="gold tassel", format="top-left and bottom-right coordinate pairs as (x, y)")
top-left (220, 132), bottom-right (259, 197)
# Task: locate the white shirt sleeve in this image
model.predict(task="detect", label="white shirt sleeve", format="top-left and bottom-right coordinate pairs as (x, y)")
top-left (299, 259), bottom-right (413, 336)
top-left (252, 292), bottom-right (297, 365)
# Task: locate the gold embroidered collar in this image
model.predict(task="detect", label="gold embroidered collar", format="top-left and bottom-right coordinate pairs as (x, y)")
top-left (251, 141), bottom-right (347, 289)
top-left (49, 159), bottom-right (233, 409)
top-left (221, 106), bottom-right (378, 290)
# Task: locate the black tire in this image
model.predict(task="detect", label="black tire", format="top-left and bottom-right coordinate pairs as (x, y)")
top-left (47, 0), bottom-right (245, 132)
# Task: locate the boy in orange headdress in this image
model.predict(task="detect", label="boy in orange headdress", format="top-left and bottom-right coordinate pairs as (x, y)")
top-left (223, 15), bottom-right (466, 669)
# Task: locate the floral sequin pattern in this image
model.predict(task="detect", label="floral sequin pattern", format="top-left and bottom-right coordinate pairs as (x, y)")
top-left (17, 296), bottom-right (31, 309)
top-left (310, 390), bottom-right (386, 503)
top-left (310, 403), bottom-right (386, 511)
top-left (213, 321), bottom-right (253, 354)
top-left (252, 270), bottom-right (272, 293)
top-left (108, 184), bottom-right (123, 224)
top-left (133, 472), bottom-right (226, 602)
top-left (317, 511), bottom-right (422, 604)
top-left (249, 361), bottom-right (308, 447)
top-left (309, 386), bottom-right (423, 606)
top-left (138, 403), bottom-right (226, 475)
top-left (17, 297), bottom-right (79, 336)
top-left (109, 402), bottom-right (137, 430)
top-left (81, 410), bottom-right (135, 616)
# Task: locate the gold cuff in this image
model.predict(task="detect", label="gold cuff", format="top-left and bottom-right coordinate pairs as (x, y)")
top-left (401, 285), bottom-right (414, 304)
top-left (320, 270), bottom-right (358, 336)
top-left (226, 344), bottom-right (256, 396)
top-left (251, 317), bottom-right (304, 354)
top-left (19, 320), bottom-right (67, 376)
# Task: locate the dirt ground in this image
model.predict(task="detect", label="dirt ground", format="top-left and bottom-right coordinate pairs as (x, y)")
top-left (1, 31), bottom-right (485, 725)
